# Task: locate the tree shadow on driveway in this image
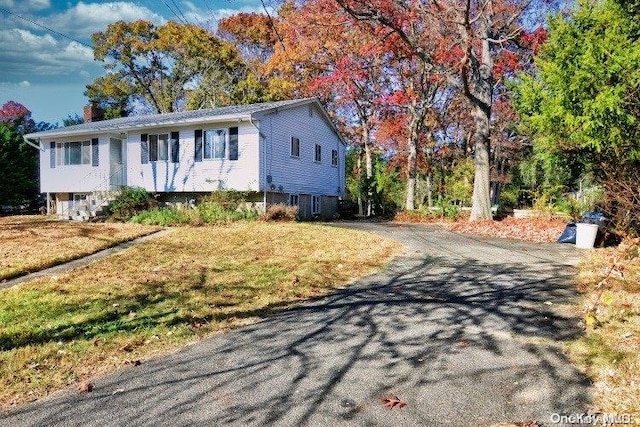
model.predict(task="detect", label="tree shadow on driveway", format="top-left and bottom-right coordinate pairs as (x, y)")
top-left (2, 225), bottom-right (590, 427)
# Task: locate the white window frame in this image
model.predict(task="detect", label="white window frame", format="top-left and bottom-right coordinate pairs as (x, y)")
top-left (204, 129), bottom-right (227, 160)
top-left (314, 144), bottom-right (322, 163)
top-left (290, 137), bottom-right (300, 158)
top-left (331, 149), bottom-right (338, 167)
top-left (56, 141), bottom-right (91, 166)
top-left (311, 195), bottom-right (321, 215)
top-left (148, 133), bottom-right (169, 162)
top-left (288, 194), bottom-right (299, 206)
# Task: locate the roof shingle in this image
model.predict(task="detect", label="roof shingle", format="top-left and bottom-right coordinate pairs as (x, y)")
top-left (25, 98), bottom-right (316, 139)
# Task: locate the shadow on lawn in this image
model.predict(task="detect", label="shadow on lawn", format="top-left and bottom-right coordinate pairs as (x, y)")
top-left (3, 238), bottom-right (591, 426)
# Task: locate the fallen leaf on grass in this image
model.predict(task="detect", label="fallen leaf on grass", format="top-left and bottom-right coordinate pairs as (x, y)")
top-left (380, 396), bottom-right (406, 409)
top-left (457, 339), bottom-right (470, 348)
top-left (123, 359), bottom-right (141, 366)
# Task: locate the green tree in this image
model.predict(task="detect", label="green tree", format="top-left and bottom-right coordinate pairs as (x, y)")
top-left (86, 20), bottom-right (251, 115)
top-left (513, 0), bottom-right (640, 232)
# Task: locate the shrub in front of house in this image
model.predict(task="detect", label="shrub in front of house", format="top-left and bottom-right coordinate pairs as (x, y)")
top-left (129, 191), bottom-right (259, 226)
top-left (108, 186), bottom-right (158, 221)
top-left (260, 203), bottom-right (298, 221)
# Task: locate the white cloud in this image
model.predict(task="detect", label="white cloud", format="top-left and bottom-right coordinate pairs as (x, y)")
top-left (0, 28), bottom-right (57, 51)
top-left (0, 28), bottom-right (95, 78)
top-left (18, 80), bottom-right (31, 87)
top-left (0, 0), bottom-right (50, 11)
top-left (179, 1), bottom-right (265, 32)
top-left (51, 1), bottom-right (166, 37)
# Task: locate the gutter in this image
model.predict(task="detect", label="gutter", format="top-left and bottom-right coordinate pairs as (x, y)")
top-left (23, 137), bottom-right (43, 151)
top-left (247, 116), bottom-right (268, 211)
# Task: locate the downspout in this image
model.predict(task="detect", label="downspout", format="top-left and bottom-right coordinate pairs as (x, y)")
top-left (248, 116), bottom-right (267, 212)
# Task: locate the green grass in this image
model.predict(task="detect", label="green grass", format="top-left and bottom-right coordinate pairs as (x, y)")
top-left (0, 222), bottom-right (401, 407)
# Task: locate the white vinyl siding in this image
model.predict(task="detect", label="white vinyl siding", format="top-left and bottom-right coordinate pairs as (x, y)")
top-left (130, 125), bottom-right (259, 193)
top-left (260, 103), bottom-right (344, 197)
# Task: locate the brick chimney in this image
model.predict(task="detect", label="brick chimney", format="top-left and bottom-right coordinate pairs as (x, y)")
top-left (83, 103), bottom-right (104, 122)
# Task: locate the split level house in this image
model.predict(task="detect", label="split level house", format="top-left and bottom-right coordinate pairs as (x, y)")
top-left (24, 98), bottom-right (346, 220)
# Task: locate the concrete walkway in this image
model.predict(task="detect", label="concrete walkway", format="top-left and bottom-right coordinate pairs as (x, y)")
top-left (1, 223), bottom-right (589, 426)
top-left (0, 229), bottom-right (172, 290)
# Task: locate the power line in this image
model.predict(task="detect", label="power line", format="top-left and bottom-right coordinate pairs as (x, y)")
top-left (0, 6), bottom-right (92, 49)
top-left (260, 0), bottom-right (290, 60)
top-left (159, 0), bottom-right (187, 24)
top-left (170, 0), bottom-right (191, 24)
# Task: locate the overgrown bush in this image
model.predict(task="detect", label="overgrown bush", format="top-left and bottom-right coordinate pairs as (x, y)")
top-left (204, 190), bottom-right (252, 210)
top-left (603, 167), bottom-right (640, 237)
top-left (108, 187), bottom-right (158, 221)
top-left (131, 201), bottom-right (258, 226)
top-left (195, 199), bottom-right (258, 224)
top-left (260, 203), bottom-right (298, 221)
top-left (130, 207), bottom-right (189, 226)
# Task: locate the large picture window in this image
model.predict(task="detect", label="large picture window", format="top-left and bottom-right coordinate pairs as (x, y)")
top-left (56, 141), bottom-right (91, 166)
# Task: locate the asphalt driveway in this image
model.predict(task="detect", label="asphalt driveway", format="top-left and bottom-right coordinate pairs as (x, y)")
top-left (1, 222), bottom-right (590, 426)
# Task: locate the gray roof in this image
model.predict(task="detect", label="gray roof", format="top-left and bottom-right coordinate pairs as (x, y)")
top-left (25, 98), bottom-right (321, 139)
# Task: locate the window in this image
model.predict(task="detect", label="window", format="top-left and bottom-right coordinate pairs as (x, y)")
top-left (288, 194), bottom-right (299, 206)
top-left (56, 141), bottom-right (91, 165)
top-left (314, 144), bottom-right (321, 162)
top-left (331, 149), bottom-right (338, 167)
top-left (71, 193), bottom-right (88, 209)
top-left (290, 137), bottom-right (300, 157)
top-left (311, 195), bottom-right (321, 215)
top-left (195, 127), bottom-right (238, 161)
top-left (204, 129), bottom-right (226, 159)
top-left (148, 134), bottom-right (169, 162)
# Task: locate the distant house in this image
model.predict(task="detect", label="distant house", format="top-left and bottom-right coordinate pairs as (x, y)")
top-left (24, 98), bottom-right (346, 220)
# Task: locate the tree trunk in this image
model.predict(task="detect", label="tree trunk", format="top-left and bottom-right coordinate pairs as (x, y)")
top-left (363, 126), bottom-right (374, 217)
top-left (357, 149), bottom-right (364, 216)
top-left (426, 173), bottom-right (433, 209)
top-left (405, 112), bottom-right (419, 210)
top-left (469, 27), bottom-right (494, 222)
top-left (470, 103), bottom-right (492, 221)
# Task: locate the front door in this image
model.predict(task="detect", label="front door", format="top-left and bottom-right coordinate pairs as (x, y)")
top-left (109, 138), bottom-right (126, 189)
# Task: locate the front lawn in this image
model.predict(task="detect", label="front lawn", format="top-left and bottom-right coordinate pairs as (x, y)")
top-left (0, 216), bottom-right (160, 281)
top-left (0, 222), bottom-right (401, 407)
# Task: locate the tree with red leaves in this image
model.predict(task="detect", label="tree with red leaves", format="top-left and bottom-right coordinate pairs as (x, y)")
top-left (334, 0), bottom-right (552, 220)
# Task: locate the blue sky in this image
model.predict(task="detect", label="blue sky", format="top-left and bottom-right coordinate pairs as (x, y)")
top-left (0, 0), bottom-right (264, 124)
